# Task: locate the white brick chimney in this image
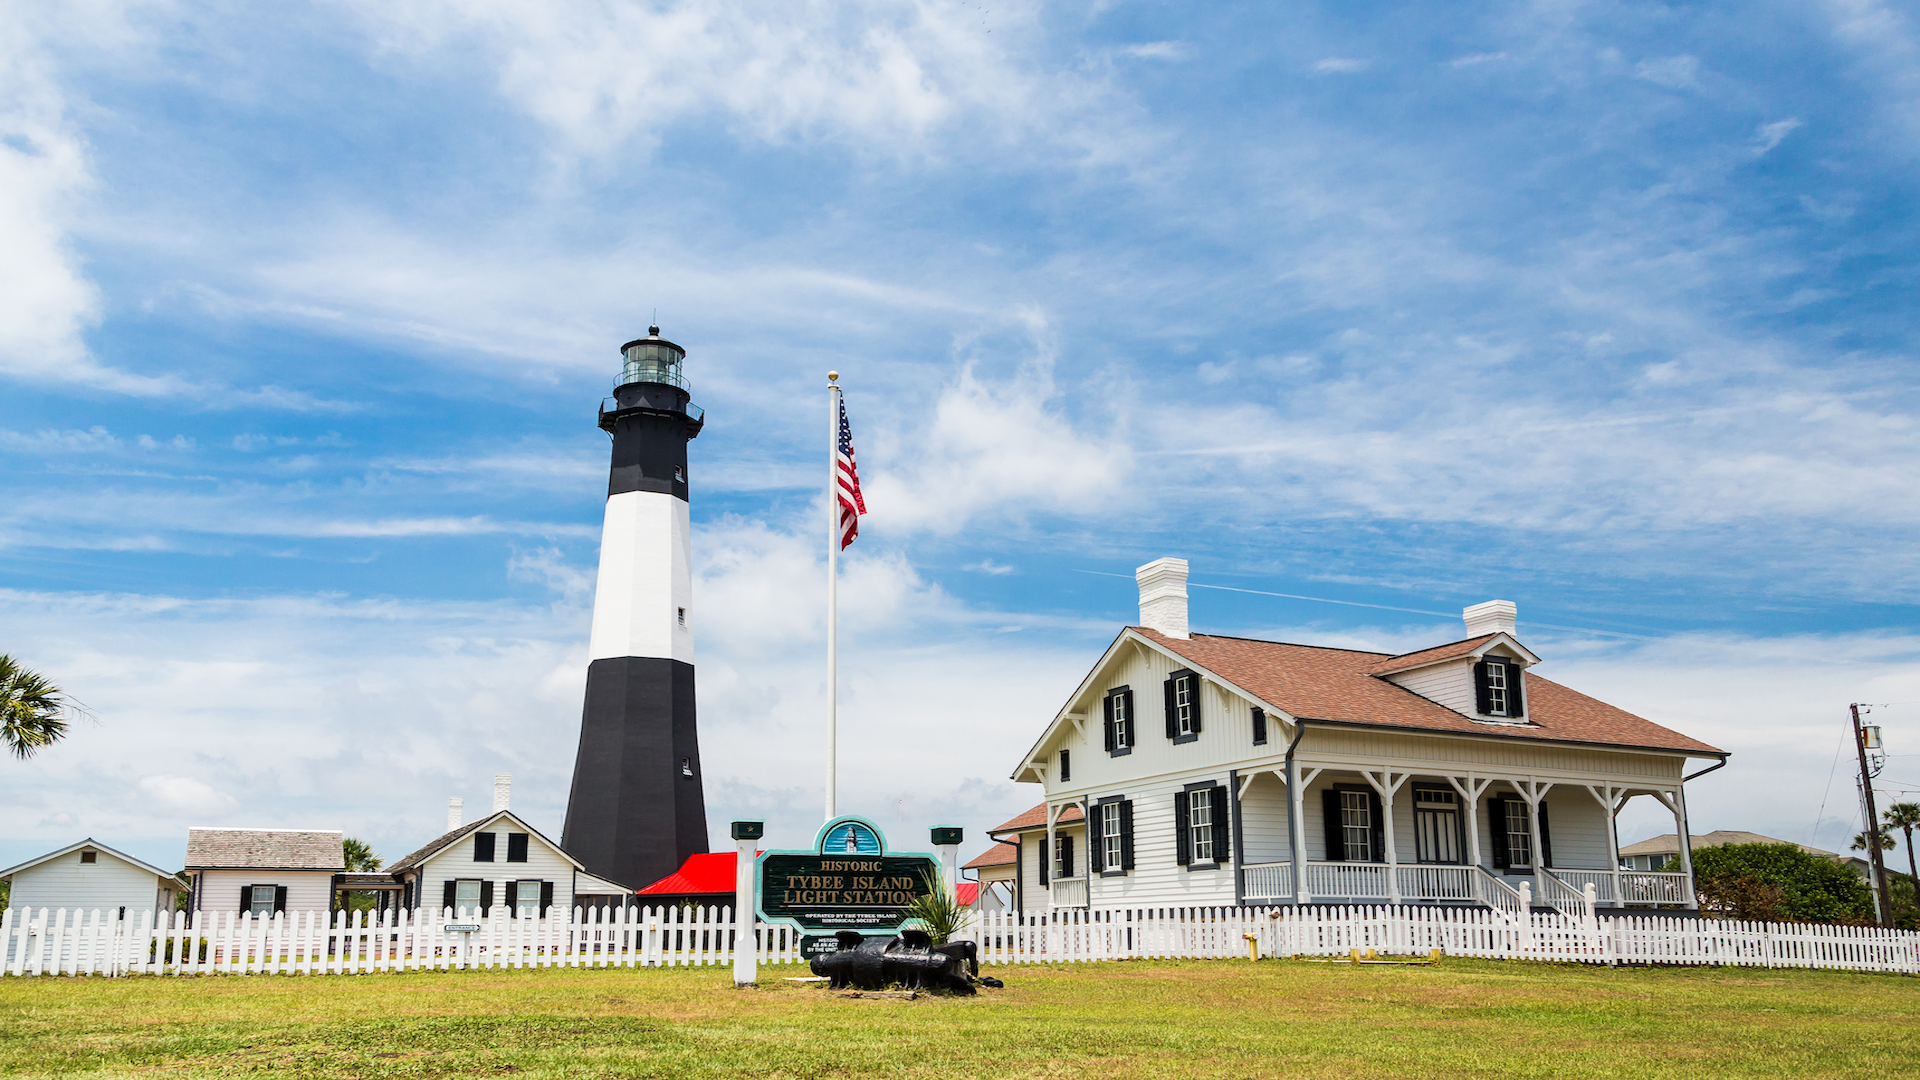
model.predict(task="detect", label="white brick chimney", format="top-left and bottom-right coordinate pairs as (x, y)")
top-left (1136, 557), bottom-right (1190, 639)
top-left (446, 796), bottom-right (463, 832)
top-left (1463, 600), bottom-right (1517, 638)
top-left (493, 773), bottom-right (511, 812)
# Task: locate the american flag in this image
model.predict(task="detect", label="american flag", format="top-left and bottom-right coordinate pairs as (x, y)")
top-left (836, 395), bottom-right (867, 550)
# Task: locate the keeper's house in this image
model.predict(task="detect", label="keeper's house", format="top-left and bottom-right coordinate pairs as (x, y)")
top-left (385, 786), bottom-right (632, 917)
top-left (997, 557), bottom-right (1726, 914)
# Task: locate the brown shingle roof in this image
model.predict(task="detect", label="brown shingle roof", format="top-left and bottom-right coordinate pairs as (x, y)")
top-left (963, 842), bottom-right (1019, 869)
top-left (184, 829), bottom-right (344, 871)
top-left (1133, 627), bottom-right (1721, 755)
top-left (988, 802), bottom-right (1083, 835)
top-left (1362, 635), bottom-right (1498, 675)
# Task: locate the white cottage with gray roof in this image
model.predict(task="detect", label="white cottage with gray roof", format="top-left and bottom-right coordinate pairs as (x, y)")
top-left (1, 839), bottom-right (183, 919)
top-left (184, 828), bottom-right (344, 915)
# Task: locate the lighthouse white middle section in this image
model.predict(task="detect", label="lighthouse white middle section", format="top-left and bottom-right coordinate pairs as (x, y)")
top-left (587, 489), bottom-right (695, 664)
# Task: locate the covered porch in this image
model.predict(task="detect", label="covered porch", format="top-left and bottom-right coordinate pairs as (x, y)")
top-left (1236, 765), bottom-right (1698, 913)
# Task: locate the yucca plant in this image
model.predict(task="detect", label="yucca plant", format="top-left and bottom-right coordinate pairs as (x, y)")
top-left (902, 869), bottom-right (975, 945)
top-left (0, 655), bottom-right (83, 760)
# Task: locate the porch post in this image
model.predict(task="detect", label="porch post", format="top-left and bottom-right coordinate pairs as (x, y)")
top-left (1382, 784), bottom-right (1401, 904)
top-left (1607, 791), bottom-right (1625, 908)
top-left (1045, 805), bottom-right (1059, 912)
top-left (1287, 756), bottom-right (1306, 905)
top-left (1671, 786), bottom-right (1697, 908)
top-left (1518, 780), bottom-right (1551, 903)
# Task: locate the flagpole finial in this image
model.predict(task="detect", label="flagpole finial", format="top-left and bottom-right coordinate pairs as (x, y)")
top-left (828, 370), bottom-right (839, 383)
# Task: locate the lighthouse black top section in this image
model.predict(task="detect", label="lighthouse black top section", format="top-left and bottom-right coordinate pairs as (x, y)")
top-left (598, 336), bottom-right (704, 501)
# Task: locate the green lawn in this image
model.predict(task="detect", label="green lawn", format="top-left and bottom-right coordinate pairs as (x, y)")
top-left (2, 959), bottom-right (1915, 1079)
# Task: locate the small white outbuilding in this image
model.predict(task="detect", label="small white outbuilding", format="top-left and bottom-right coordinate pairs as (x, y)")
top-left (184, 828), bottom-right (345, 915)
top-left (0, 838), bottom-right (183, 919)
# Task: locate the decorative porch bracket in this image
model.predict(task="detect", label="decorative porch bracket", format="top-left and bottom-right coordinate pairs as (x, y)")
top-left (1044, 799), bottom-right (1083, 911)
top-left (1585, 784), bottom-right (1630, 906)
top-left (1443, 774), bottom-right (1496, 871)
top-left (1510, 778), bottom-right (1555, 904)
top-left (1358, 768), bottom-right (1414, 903)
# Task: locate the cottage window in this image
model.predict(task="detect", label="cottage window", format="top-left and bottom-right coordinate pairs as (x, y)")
top-left (1174, 675), bottom-right (1197, 737)
top-left (515, 880), bottom-right (543, 917)
top-left (79, 850), bottom-right (97, 864)
top-left (1251, 707), bottom-right (1267, 745)
top-left (1101, 802), bottom-right (1123, 870)
top-left (1191, 787), bottom-right (1217, 863)
top-left (506, 833), bottom-right (530, 863)
top-left (454, 878), bottom-right (484, 916)
top-left (1413, 788), bottom-right (1461, 864)
top-left (1052, 834), bottom-right (1075, 879)
top-left (1104, 687), bottom-right (1135, 756)
top-left (1486, 662), bottom-right (1509, 716)
top-left (1473, 658), bottom-right (1526, 720)
top-left (1059, 749), bottom-right (1071, 783)
top-left (1504, 801), bottom-right (1533, 867)
top-left (1341, 791), bottom-right (1374, 862)
top-left (474, 832), bottom-right (497, 862)
top-left (248, 885), bottom-right (276, 915)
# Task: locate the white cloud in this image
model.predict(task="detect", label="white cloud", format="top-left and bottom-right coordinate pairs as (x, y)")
top-left (1751, 117), bottom-right (1803, 155)
top-left (1311, 57), bottom-right (1369, 74)
top-left (1635, 54), bottom-right (1701, 88)
top-left (1122, 41), bottom-right (1189, 61)
top-left (0, 426), bottom-right (118, 452)
top-left (136, 775), bottom-right (238, 817)
top-left (1449, 51), bottom-right (1507, 68)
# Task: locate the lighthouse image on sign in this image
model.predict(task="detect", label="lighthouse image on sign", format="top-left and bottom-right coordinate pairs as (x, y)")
top-left (562, 327), bottom-right (711, 890)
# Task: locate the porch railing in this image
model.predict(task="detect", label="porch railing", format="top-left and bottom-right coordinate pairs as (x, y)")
top-left (1620, 870), bottom-right (1693, 906)
top-left (1395, 865), bottom-right (1476, 901)
top-left (1472, 868), bottom-right (1530, 920)
top-left (1049, 877), bottom-right (1088, 908)
top-left (1534, 868), bottom-right (1595, 919)
top-left (1240, 862), bottom-right (1293, 901)
top-left (1303, 861), bottom-right (1391, 900)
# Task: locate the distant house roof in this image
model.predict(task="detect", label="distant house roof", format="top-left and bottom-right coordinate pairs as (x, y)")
top-left (964, 842), bottom-right (1019, 869)
top-left (338, 873), bottom-right (402, 889)
top-left (637, 852), bottom-right (748, 896)
top-left (1131, 627), bottom-right (1721, 754)
top-left (184, 829), bottom-right (344, 871)
top-left (956, 882), bottom-right (980, 906)
top-left (0, 838), bottom-right (181, 882)
top-left (989, 803), bottom-right (1083, 836)
top-left (385, 811), bottom-right (587, 878)
top-left (1619, 830), bottom-right (1844, 859)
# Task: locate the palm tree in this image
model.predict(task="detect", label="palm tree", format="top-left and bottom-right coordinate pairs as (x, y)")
top-left (343, 838), bottom-right (383, 872)
top-left (0, 655), bottom-right (83, 759)
top-left (1851, 826), bottom-right (1894, 855)
top-left (1885, 802), bottom-right (1920, 907)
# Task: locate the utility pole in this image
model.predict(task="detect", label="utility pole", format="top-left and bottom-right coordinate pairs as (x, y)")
top-left (1850, 703), bottom-right (1893, 925)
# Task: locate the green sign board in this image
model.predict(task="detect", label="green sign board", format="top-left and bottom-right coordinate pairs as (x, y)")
top-left (756, 816), bottom-right (936, 936)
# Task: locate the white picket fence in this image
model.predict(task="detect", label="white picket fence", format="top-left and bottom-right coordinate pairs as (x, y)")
top-left (5, 903), bottom-right (1917, 977)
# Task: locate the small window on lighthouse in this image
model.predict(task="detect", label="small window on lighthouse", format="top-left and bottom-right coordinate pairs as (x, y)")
top-left (674, 465), bottom-right (685, 483)
top-left (681, 757), bottom-right (694, 777)
top-left (677, 607), bottom-right (687, 626)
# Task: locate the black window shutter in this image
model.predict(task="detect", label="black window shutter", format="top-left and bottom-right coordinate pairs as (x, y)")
top-left (1174, 791), bottom-right (1192, 865)
top-left (1489, 798), bottom-right (1510, 869)
top-left (1061, 835), bottom-right (1074, 878)
top-left (1252, 707), bottom-right (1267, 745)
top-left (1089, 810), bottom-right (1105, 874)
top-left (442, 880), bottom-right (457, 912)
top-left (540, 881), bottom-right (554, 918)
top-left (507, 833), bottom-right (529, 862)
top-left (1322, 790), bottom-right (1344, 861)
top-left (1212, 786), bottom-right (1230, 864)
top-left (1121, 690), bottom-right (1135, 746)
top-left (1164, 678), bottom-right (1178, 740)
top-left (1538, 802), bottom-right (1553, 868)
top-left (474, 832), bottom-right (496, 862)
top-left (1510, 668), bottom-right (1527, 717)
top-left (1368, 792), bottom-right (1385, 864)
top-left (505, 881), bottom-right (520, 913)
top-left (1038, 834), bottom-right (1049, 886)
top-left (241, 886), bottom-right (251, 911)
top-left (1060, 750), bottom-right (1071, 783)
top-left (1472, 662), bottom-right (1492, 715)
top-left (1189, 676), bottom-right (1202, 734)
top-left (273, 886), bottom-right (288, 914)
top-left (1119, 800), bottom-right (1135, 869)
top-left (479, 880), bottom-right (494, 913)
top-left (1103, 694), bottom-right (1116, 752)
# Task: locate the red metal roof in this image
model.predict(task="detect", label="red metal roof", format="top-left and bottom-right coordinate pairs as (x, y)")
top-left (956, 882), bottom-right (980, 906)
top-left (636, 852), bottom-right (751, 896)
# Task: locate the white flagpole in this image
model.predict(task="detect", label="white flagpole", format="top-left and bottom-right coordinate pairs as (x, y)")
top-left (825, 371), bottom-right (840, 823)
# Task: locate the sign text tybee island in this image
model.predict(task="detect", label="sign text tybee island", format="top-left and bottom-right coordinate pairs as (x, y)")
top-left (756, 817), bottom-right (936, 954)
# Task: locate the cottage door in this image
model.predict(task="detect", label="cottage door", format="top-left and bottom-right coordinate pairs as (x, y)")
top-left (1413, 788), bottom-right (1462, 864)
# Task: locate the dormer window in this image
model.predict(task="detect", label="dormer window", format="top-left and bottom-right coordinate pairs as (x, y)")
top-left (1473, 657), bottom-right (1527, 720)
top-left (1164, 670), bottom-right (1202, 743)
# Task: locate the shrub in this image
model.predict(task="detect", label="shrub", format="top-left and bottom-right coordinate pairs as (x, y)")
top-left (1690, 843), bottom-right (1873, 924)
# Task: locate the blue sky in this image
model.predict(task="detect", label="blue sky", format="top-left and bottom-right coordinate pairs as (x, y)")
top-left (5, 0), bottom-right (1920, 877)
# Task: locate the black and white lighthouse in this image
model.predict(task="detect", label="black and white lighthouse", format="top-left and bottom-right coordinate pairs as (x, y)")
top-left (562, 327), bottom-right (710, 890)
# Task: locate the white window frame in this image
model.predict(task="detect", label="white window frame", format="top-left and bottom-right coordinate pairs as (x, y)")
top-left (248, 885), bottom-right (276, 915)
top-left (515, 880), bottom-right (544, 918)
top-left (1486, 662), bottom-right (1510, 717)
top-left (1112, 692), bottom-right (1131, 748)
top-left (1174, 675), bottom-right (1197, 737)
top-left (1504, 801), bottom-right (1533, 868)
top-left (1341, 791), bottom-right (1373, 862)
top-left (1059, 748), bottom-right (1071, 782)
top-left (453, 878), bottom-right (483, 916)
top-left (1101, 802), bottom-right (1123, 871)
top-left (1053, 834), bottom-right (1073, 880)
top-left (1191, 787), bottom-right (1216, 863)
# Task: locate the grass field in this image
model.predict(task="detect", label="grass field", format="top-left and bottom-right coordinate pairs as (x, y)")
top-left (2, 959), bottom-right (1916, 1079)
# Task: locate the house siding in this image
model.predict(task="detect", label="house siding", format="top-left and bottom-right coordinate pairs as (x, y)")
top-left (194, 869), bottom-right (335, 914)
top-left (8, 851), bottom-right (176, 915)
top-left (410, 824), bottom-right (578, 917)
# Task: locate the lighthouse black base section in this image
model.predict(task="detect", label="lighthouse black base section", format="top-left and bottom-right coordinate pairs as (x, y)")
top-left (562, 656), bottom-right (709, 892)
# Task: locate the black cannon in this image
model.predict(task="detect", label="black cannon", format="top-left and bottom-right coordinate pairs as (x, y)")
top-left (809, 930), bottom-right (980, 994)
